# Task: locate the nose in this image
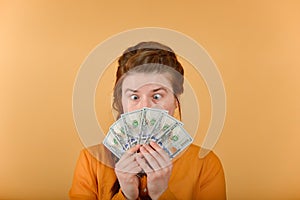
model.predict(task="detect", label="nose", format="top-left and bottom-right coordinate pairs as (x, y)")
top-left (139, 97), bottom-right (153, 109)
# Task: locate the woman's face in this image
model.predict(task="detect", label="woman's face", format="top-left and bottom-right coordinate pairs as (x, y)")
top-left (121, 72), bottom-right (177, 115)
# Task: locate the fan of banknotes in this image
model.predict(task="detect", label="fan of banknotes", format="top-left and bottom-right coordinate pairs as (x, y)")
top-left (103, 107), bottom-right (193, 159)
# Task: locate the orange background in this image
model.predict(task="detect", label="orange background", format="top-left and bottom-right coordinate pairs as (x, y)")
top-left (1, 1), bottom-right (300, 199)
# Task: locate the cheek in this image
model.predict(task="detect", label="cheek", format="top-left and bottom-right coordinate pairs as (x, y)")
top-left (160, 98), bottom-right (177, 116)
top-left (165, 104), bottom-right (176, 116)
top-left (121, 97), bottom-right (136, 113)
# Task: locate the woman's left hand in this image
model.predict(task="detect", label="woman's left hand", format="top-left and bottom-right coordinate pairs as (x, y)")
top-left (136, 141), bottom-right (173, 200)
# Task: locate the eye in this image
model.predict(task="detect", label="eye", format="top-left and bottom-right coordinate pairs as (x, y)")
top-left (153, 94), bottom-right (162, 100)
top-left (130, 94), bottom-right (139, 100)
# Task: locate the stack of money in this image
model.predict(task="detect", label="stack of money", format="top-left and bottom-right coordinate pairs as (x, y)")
top-left (103, 107), bottom-right (193, 159)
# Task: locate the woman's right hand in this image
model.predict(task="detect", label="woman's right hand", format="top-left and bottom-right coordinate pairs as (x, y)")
top-left (115, 145), bottom-right (141, 200)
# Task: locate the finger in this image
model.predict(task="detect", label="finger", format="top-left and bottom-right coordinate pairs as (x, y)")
top-left (135, 153), bottom-right (153, 174)
top-left (124, 153), bottom-right (143, 173)
top-left (116, 145), bottom-right (141, 172)
top-left (125, 164), bottom-right (142, 174)
top-left (117, 154), bottom-right (136, 168)
top-left (140, 145), bottom-right (160, 171)
top-left (128, 144), bottom-right (141, 153)
top-left (117, 159), bottom-right (141, 174)
top-left (118, 144), bottom-right (141, 164)
top-left (150, 141), bottom-right (171, 162)
top-left (143, 144), bottom-right (170, 170)
top-left (121, 144), bottom-right (141, 159)
top-left (149, 142), bottom-right (172, 169)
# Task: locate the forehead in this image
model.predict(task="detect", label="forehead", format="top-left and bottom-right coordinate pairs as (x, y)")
top-left (122, 72), bottom-right (173, 91)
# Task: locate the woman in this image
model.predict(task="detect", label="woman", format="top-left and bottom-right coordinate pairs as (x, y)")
top-left (69, 41), bottom-right (226, 200)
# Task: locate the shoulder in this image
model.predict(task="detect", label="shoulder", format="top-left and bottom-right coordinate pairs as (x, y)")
top-left (78, 144), bottom-right (116, 168)
top-left (180, 144), bottom-right (220, 159)
top-left (178, 144), bottom-right (223, 171)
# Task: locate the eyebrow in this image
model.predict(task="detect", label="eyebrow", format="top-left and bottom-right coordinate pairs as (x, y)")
top-left (124, 87), bottom-right (168, 94)
top-left (124, 88), bottom-right (138, 94)
top-left (152, 87), bottom-right (168, 93)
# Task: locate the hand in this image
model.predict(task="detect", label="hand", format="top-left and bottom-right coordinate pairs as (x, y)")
top-left (115, 145), bottom-right (142, 200)
top-left (136, 141), bottom-right (173, 200)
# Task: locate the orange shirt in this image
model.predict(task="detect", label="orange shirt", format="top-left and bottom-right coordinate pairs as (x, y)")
top-left (69, 144), bottom-right (226, 200)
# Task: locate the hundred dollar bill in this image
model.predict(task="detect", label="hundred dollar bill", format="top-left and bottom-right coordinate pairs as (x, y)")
top-left (110, 119), bottom-right (131, 150)
top-left (121, 109), bottom-right (143, 146)
top-left (103, 129), bottom-right (125, 158)
top-left (140, 108), bottom-right (167, 144)
top-left (156, 125), bottom-right (193, 159)
top-left (149, 112), bottom-right (183, 142)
